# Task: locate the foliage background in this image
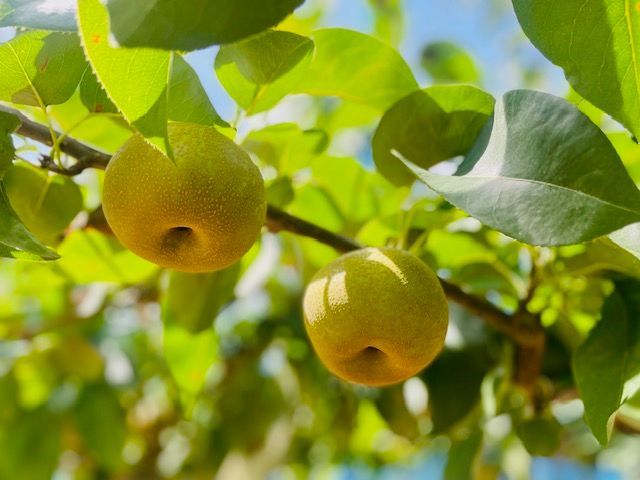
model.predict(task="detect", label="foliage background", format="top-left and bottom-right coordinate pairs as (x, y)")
top-left (2, 0), bottom-right (640, 479)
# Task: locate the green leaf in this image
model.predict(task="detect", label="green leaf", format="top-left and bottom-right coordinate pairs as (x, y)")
top-left (516, 416), bottom-right (562, 456)
top-left (610, 223), bottom-right (640, 261)
top-left (56, 229), bottom-right (157, 284)
top-left (79, 68), bottom-right (117, 114)
top-left (0, 183), bottom-right (58, 260)
top-left (215, 30), bottom-right (314, 114)
top-left (0, 110), bottom-right (19, 178)
top-left (573, 280), bottom-right (640, 445)
top-left (169, 55), bottom-right (226, 126)
top-left (164, 323), bottom-right (218, 411)
top-left (562, 237), bottom-right (640, 278)
top-left (512, 0), bottom-right (640, 139)
top-left (421, 41), bottom-right (481, 84)
top-left (373, 85), bottom-right (494, 185)
top-left (163, 264), bottom-right (240, 334)
top-left (78, 0), bottom-right (171, 155)
top-left (76, 384), bottom-right (126, 471)
top-left (444, 429), bottom-right (483, 480)
top-left (0, 0), bottom-right (76, 31)
top-left (294, 28), bottom-right (418, 110)
top-left (0, 31), bottom-right (86, 107)
top-left (3, 164), bottom-right (83, 245)
top-left (402, 90), bottom-right (640, 246)
top-left (104, 0), bottom-right (304, 51)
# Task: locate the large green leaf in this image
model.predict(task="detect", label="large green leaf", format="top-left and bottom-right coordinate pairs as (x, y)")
top-left (573, 280), bottom-right (640, 445)
top-left (78, 0), bottom-right (171, 155)
top-left (373, 85), bottom-right (494, 185)
top-left (0, 184), bottom-right (58, 260)
top-left (512, 0), bottom-right (640, 138)
top-left (0, 0), bottom-right (76, 30)
top-left (403, 90), bottom-right (640, 246)
top-left (163, 265), bottom-right (240, 334)
top-left (104, 0), bottom-right (304, 51)
top-left (294, 28), bottom-right (418, 110)
top-left (216, 30), bottom-right (314, 114)
top-left (421, 41), bottom-right (481, 84)
top-left (0, 110), bottom-right (19, 178)
top-left (0, 31), bottom-right (86, 107)
top-left (4, 164), bottom-right (83, 245)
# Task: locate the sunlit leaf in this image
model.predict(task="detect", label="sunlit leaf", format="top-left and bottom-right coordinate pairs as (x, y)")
top-left (513, 0), bottom-right (640, 138)
top-left (403, 90), bottom-right (640, 246)
top-left (0, 31), bottom-right (86, 107)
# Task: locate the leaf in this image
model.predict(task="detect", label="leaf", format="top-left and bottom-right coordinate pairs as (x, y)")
top-left (163, 264), bottom-right (240, 334)
top-left (78, 0), bottom-right (171, 155)
top-left (512, 0), bottom-right (640, 139)
top-left (294, 28), bottom-right (418, 110)
top-left (610, 223), bottom-right (640, 260)
top-left (421, 41), bottom-right (481, 84)
top-left (573, 280), bottom-right (640, 445)
top-left (169, 55), bottom-right (226, 126)
top-left (373, 85), bottom-right (494, 185)
top-left (0, 184), bottom-right (58, 260)
top-left (516, 416), bottom-right (562, 456)
top-left (215, 30), bottom-right (314, 114)
top-left (402, 90), bottom-right (640, 246)
top-left (76, 384), bottom-right (126, 471)
top-left (0, 0), bottom-right (76, 31)
top-left (79, 68), bottom-right (117, 114)
top-left (0, 110), bottom-right (19, 178)
top-left (104, 0), bottom-right (304, 51)
top-left (3, 164), bottom-right (83, 244)
top-left (0, 31), bottom-right (86, 107)
top-left (56, 229), bottom-right (157, 284)
top-left (164, 324), bottom-right (218, 411)
top-left (562, 237), bottom-right (640, 278)
top-left (444, 429), bottom-right (483, 480)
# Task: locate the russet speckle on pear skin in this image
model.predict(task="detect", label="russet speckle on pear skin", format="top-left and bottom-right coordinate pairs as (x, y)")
top-left (303, 247), bottom-right (449, 387)
top-left (102, 122), bottom-right (266, 272)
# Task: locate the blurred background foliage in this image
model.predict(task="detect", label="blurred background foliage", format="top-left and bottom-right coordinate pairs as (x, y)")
top-left (2, 0), bottom-right (640, 479)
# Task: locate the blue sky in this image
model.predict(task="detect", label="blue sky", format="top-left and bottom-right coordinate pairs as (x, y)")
top-left (187, 0), bottom-right (568, 122)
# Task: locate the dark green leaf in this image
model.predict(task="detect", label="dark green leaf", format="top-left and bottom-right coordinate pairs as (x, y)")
top-left (373, 85), bottom-right (494, 185)
top-left (0, 0), bottom-right (76, 31)
top-left (78, 0), bottom-right (172, 156)
top-left (0, 31), bottom-right (86, 107)
top-left (294, 28), bottom-right (418, 110)
top-left (444, 429), bottom-right (483, 480)
top-left (512, 0), bottom-right (640, 138)
top-left (421, 41), bottom-right (481, 84)
top-left (573, 280), bottom-right (640, 445)
top-left (403, 90), bottom-right (640, 246)
top-left (0, 110), bottom-right (19, 178)
top-left (163, 264), bottom-right (240, 334)
top-left (0, 183), bottom-right (58, 260)
top-left (105, 0), bottom-right (304, 51)
top-left (76, 384), bottom-right (126, 471)
top-left (169, 55), bottom-right (226, 126)
top-left (216, 30), bottom-right (314, 114)
top-left (516, 416), bottom-right (562, 456)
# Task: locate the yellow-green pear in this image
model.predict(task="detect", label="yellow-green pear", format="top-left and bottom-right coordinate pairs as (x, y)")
top-left (303, 247), bottom-right (448, 387)
top-left (102, 122), bottom-right (266, 272)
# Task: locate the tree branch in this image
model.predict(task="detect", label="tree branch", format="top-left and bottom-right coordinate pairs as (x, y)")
top-left (3, 105), bottom-right (545, 378)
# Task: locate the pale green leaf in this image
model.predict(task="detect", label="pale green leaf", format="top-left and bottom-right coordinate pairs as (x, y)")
top-left (610, 223), bottom-right (640, 260)
top-left (0, 183), bottom-right (58, 260)
top-left (294, 28), bottom-right (418, 110)
top-left (78, 0), bottom-right (171, 155)
top-left (373, 85), bottom-right (494, 185)
top-left (0, 31), bottom-right (86, 107)
top-left (215, 30), bottom-right (314, 114)
top-left (105, 0), bottom-right (304, 51)
top-left (403, 90), bottom-right (640, 246)
top-left (421, 41), bottom-right (481, 84)
top-left (513, 0), bottom-right (640, 138)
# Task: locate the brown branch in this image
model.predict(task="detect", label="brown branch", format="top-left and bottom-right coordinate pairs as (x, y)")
top-left (4, 104), bottom-right (545, 386)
